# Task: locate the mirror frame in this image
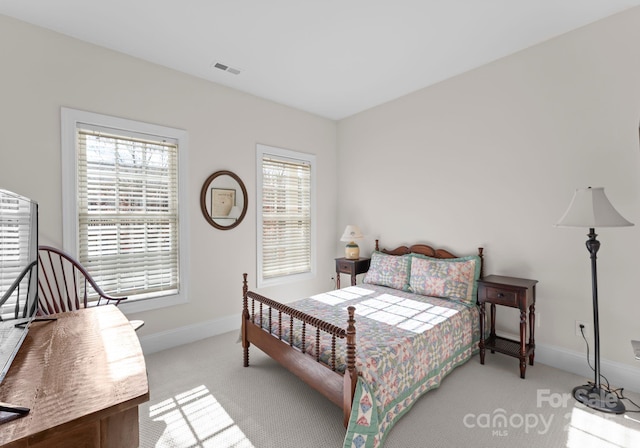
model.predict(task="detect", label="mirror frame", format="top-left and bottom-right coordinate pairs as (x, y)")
top-left (200, 170), bottom-right (248, 230)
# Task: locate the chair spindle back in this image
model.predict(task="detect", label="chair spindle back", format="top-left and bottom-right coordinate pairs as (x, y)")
top-left (37, 245), bottom-right (125, 315)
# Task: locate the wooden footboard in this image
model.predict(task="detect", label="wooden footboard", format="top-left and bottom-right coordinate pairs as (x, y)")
top-left (241, 273), bottom-right (358, 427)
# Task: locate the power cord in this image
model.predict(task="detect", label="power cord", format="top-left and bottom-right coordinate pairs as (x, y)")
top-left (579, 324), bottom-right (640, 413)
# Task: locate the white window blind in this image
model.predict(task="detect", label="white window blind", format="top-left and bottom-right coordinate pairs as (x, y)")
top-left (77, 126), bottom-right (179, 299)
top-left (0, 193), bottom-right (37, 319)
top-left (260, 153), bottom-right (312, 281)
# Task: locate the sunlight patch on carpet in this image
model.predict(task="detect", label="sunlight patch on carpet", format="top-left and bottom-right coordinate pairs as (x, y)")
top-left (148, 384), bottom-right (255, 448)
top-left (566, 406), bottom-right (640, 448)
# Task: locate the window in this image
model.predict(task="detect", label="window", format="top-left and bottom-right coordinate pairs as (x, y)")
top-left (257, 144), bottom-right (315, 287)
top-left (0, 191), bottom-right (37, 320)
top-left (61, 108), bottom-right (189, 312)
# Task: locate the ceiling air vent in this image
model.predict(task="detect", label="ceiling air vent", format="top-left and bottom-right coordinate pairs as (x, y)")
top-left (212, 61), bottom-right (241, 75)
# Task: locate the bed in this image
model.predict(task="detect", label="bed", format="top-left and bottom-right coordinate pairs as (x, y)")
top-left (241, 240), bottom-right (484, 448)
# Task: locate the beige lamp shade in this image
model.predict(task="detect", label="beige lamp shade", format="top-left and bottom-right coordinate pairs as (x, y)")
top-left (555, 187), bottom-right (633, 228)
top-left (340, 225), bottom-right (364, 259)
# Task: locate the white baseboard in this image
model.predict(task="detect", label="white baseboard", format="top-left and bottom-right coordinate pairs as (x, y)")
top-left (496, 330), bottom-right (640, 394)
top-left (138, 313), bottom-right (241, 355)
top-left (139, 320), bottom-right (640, 393)
top-left (536, 341), bottom-right (640, 394)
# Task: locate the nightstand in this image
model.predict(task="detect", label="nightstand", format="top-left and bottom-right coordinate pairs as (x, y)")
top-left (335, 257), bottom-right (371, 288)
top-left (477, 275), bottom-right (538, 379)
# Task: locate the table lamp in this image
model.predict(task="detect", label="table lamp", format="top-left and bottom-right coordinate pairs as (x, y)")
top-left (340, 225), bottom-right (364, 259)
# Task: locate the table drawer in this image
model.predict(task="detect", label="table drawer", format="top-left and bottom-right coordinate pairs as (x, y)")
top-left (336, 260), bottom-right (355, 274)
top-left (480, 286), bottom-right (518, 307)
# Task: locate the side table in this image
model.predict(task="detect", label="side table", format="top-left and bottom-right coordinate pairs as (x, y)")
top-left (335, 257), bottom-right (370, 288)
top-left (477, 275), bottom-right (538, 379)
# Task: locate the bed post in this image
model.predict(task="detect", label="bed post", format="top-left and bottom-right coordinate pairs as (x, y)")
top-left (242, 273), bottom-right (250, 367)
top-left (477, 247), bottom-right (484, 278)
top-left (375, 239), bottom-right (379, 251)
top-left (343, 306), bottom-right (357, 428)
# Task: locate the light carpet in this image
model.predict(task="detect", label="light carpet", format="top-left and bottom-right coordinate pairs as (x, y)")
top-left (139, 331), bottom-right (640, 448)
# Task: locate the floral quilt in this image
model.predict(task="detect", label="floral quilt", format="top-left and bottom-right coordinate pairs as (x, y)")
top-left (254, 284), bottom-right (480, 448)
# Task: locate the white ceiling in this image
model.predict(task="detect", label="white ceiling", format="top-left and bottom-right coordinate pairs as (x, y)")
top-left (1, 1), bottom-right (639, 120)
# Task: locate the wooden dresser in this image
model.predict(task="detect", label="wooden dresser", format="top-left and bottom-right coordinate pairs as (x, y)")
top-left (0, 305), bottom-right (149, 448)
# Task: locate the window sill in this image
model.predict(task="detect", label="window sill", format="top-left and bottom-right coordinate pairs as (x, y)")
top-left (118, 292), bottom-right (188, 314)
top-left (258, 271), bottom-right (315, 289)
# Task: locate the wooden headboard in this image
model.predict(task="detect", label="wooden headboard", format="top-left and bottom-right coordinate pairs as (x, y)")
top-left (374, 239), bottom-right (484, 278)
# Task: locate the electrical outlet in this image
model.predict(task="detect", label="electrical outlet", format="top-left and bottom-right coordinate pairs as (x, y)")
top-left (575, 320), bottom-right (588, 337)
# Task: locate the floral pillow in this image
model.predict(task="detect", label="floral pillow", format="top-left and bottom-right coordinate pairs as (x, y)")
top-left (363, 251), bottom-right (411, 291)
top-left (409, 255), bottom-right (481, 304)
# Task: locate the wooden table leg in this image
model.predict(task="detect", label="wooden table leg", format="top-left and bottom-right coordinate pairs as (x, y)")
top-left (490, 303), bottom-right (496, 353)
top-left (519, 308), bottom-right (526, 379)
top-left (479, 302), bottom-right (485, 364)
top-left (529, 303), bottom-right (535, 366)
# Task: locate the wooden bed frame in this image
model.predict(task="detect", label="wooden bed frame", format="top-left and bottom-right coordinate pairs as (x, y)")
top-left (241, 240), bottom-right (484, 427)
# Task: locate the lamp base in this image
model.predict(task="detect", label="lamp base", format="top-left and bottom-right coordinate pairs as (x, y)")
top-left (572, 385), bottom-right (625, 414)
top-left (345, 242), bottom-right (360, 260)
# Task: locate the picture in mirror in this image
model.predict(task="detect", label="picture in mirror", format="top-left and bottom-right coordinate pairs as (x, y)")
top-left (200, 170), bottom-right (247, 230)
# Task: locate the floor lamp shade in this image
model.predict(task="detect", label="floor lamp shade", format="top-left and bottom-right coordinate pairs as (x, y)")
top-left (555, 187), bottom-right (633, 228)
top-left (556, 187), bottom-right (633, 414)
top-left (340, 225), bottom-right (364, 259)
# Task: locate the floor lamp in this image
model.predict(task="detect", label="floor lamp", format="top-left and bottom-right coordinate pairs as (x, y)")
top-left (556, 187), bottom-right (633, 414)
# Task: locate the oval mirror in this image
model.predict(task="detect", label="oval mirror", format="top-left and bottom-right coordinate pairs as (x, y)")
top-left (200, 170), bottom-right (248, 230)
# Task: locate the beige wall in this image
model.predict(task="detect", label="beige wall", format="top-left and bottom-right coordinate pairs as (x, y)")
top-left (338, 8), bottom-right (640, 371)
top-left (0, 15), bottom-right (338, 337)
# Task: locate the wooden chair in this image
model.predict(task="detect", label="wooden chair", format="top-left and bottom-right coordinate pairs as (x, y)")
top-left (38, 245), bottom-right (144, 330)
